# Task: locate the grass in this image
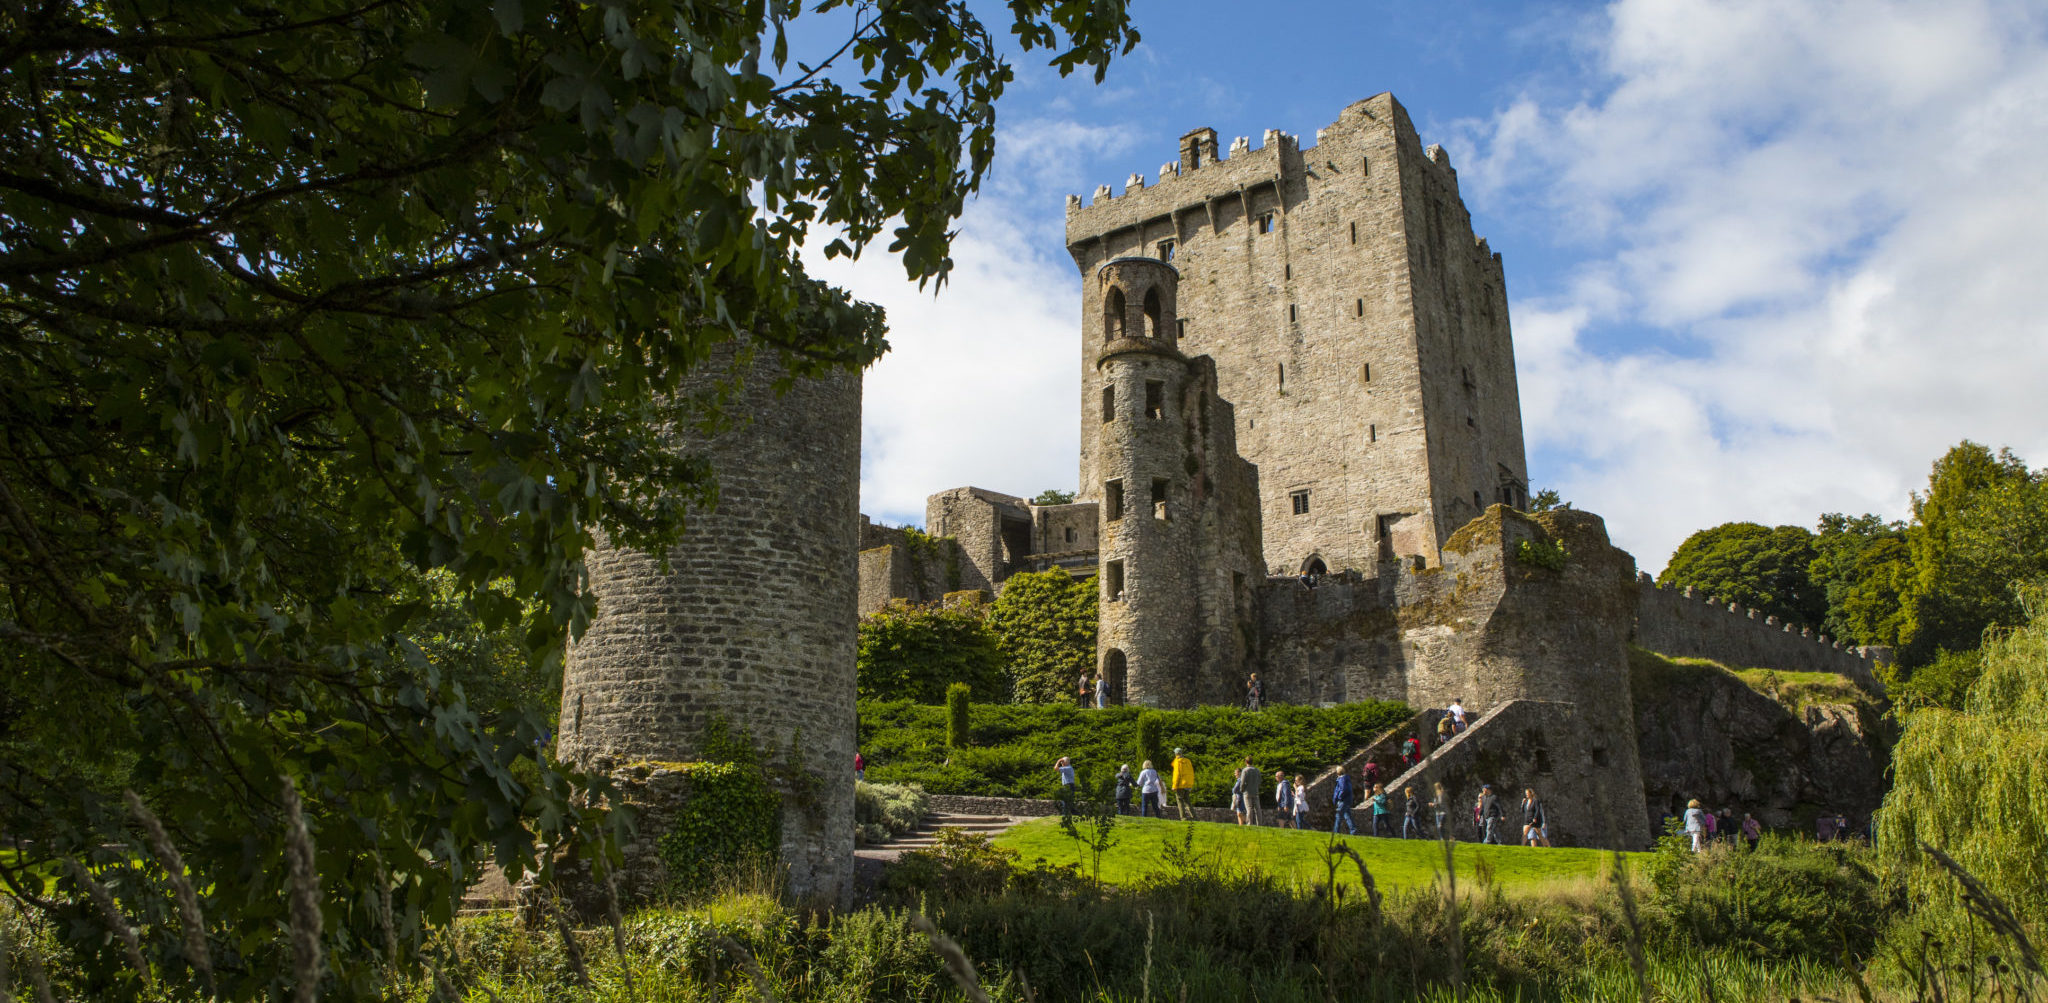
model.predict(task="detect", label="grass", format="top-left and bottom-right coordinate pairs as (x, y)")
top-left (990, 815), bottom-right (1641, 895)
top-left (1629, 645), bottom-right (1875, 712)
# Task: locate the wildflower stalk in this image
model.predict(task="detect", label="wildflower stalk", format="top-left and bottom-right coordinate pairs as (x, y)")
top-left (124, 790), bottom-right (214, 997)
top-left (910, 912), bottom-right (989, 1003)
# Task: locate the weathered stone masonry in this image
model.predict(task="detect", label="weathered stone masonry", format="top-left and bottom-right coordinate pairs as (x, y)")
top-left (558, 343), bottom-right (859, 909)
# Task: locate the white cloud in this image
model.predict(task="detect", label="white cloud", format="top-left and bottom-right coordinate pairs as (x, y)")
top-left (1472, 0), bottom-right (2048, 572)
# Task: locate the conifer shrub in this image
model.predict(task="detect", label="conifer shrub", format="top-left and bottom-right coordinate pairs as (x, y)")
top-left (945, 682), bottom-right (972, 748)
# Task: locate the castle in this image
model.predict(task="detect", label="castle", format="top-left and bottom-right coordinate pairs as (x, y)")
top-left (557, 94), bottom-right (1890, 910)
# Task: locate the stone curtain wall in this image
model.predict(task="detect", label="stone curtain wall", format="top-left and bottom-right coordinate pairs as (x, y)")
top-left (557, 342), bottom-right (861, 909)
top-left (1381, 700), bottom-right (1628, 848)
top-left (856, 516), bottom-right (963, 615)
top-left (1633, 577), bottom-right (1888, 694)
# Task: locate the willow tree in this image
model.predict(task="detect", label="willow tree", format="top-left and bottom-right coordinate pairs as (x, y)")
top-left (0, 0), bottom-right (1136, 995)
top-left (1878, 584), bottom-right (2048, 937)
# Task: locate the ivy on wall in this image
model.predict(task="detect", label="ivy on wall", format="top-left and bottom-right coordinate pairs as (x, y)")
top-left (988, 568), bottom-right (1099, 704)
top-left (858, 600), bottom-right (1009, 703)
top-left (652, 716), bottom-right (782, 893)
top-left (1514, 537), bottom-right (1568, 572)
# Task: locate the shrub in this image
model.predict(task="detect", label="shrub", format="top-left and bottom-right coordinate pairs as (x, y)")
top-left (945, 682), bottom-right (971, 748)
top-left (1647, 834), bottom-right (1886, 962)
top-left (988, 567), bottom-right (1098, 703)
top-left (853, 781), bottom-right (929, 845)
top-left (857, 599), bottom-right (1008, 703)
top-left (1136, 710), bottom-right (1166, 770)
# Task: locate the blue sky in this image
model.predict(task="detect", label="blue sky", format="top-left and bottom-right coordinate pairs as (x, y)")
top-left (810, 0), bottom-right (2048, 572)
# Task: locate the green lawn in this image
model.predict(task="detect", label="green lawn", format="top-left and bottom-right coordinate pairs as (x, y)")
top-left (990, 816), bottom-right (1644, 895)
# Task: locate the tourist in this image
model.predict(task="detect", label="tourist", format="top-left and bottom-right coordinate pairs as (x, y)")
top-left (1835, 812), bottom-right (1852, 842)
top-left (1684, 798), bottom-right (1709, 851)
top-left (1096, 673), bottom-right (1110, 709)
top-left (1402, 785), bottom-right (1422, 839)
top-left (1436, 712), bottom-right (1455, 744)
top-left (1233, 758), bottom-right (1262, 825)
top-left (1362, 759), bottom-right (1383, 791)
top-left (1521, 788), bottom-right (1550, 847)
top-left (1432, 781), bottom-right (1450, 839)
top-left (1274, 771), bottom-right (1294, 827)
top-left (1716, 807), bottom-right (1735, 844)
top-left (1740, 812), bottom-right (1762, 850)
top-left (1114, 763), bottom-right (1134, 815)
top-left (1478, 783), bottom-right (1505, 844)
top-left (1137, 760), bottom-right (1163, 818)
top-left (1056, 756), bottom-right (1077, 819)
top-left (1816, 811), bottom-right (1837, 842)
top-left (1331, 769), bottom-right (1358, 835)
top-left (1171, 748), bottom-right (1195, 821)
top-left (1078, 673), bottom-right (1092, 708)
top-left (1401, 733), bottom-right (1423, 767)
top-left (1291, 776), bottom-right (1310, 829)
top-left (1369, 783), bottom-right (1391, 837)
top-left (854, 751), bottom-right (865, 782)
top-left (1448, 699), bottom-right (1468, 734)
top-left (1703, 805), bottom-right (1719, 844)
top-left (1245, 673), bottom-right (1265, 711)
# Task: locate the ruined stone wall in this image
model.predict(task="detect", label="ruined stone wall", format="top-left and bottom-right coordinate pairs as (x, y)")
top-left (557, 344), bottom-right (859, 908)
top-left (855, 515), bottom-right (963, 615)
top-left (1065, 93), bottom-right (1528, 577)
top-left (1255, 507), bottom-right (1652, 847)
top-left (925, 487), bottom-right (1029, 594)
top-left (1634, 577), bottom-right (1888, 694)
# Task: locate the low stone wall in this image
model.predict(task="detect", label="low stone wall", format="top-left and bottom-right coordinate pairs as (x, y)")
top-left (1634, 576), bottom-right (1888, 694)
top-left (926, 793), bottom-right (1241, 825)
top-left (1294, 710), bottom-right (1434, 829)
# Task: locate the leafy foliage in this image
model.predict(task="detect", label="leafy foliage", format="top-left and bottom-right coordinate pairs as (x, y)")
top-left (1894, 441), bottom-right (2048, 667)
top-left (1659, 522), bottom-right (1829, 628)
top-left (858, 699), bottom-right (1410, 806)
top-left (987, 567), bottom-right (1098, 703)
top-left (1808, 512), bottom-right (1913, 648)
top-left (852, 781), bottom-right (929, 846)
top-left (1528, 488), bottom-right (1568, 512)
top-left (653, 763), bottom-right (782, 895)
top-left (1879, 583), bottom-right (2048, 934)
top-left (1647, 834), bottom-right (1886, 963)
top-left (856, 601), bottom-right (1007, 703)
top-left (945, 682), bottom-right (972, 749)
top-left (1029, 489), bottom-right (1077, 506)
top-left (1136, 711), bottom-right (1167, 771)
top-left (0, 0), bottom-right (1136, 992)
top-left (1513, 537), bottom-right (1567, 571)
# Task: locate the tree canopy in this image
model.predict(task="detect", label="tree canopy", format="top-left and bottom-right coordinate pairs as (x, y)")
top-left (0, 0), bottom-right (1136, 994)
top-left (1657, 522), bottom-right (1828, 628)
top-left (1894, 442), bottom-right (2048, 666)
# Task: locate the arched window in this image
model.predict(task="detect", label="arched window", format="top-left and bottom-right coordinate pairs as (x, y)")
top-left (1104, 287), bottom-right (1126, 340)
top-left (1143, 288), bottom-right (1163, 339)
top-left (1103, 650), bottom-right (1128, 706)
top-left (1302, 556), bottom-right (1328, 578)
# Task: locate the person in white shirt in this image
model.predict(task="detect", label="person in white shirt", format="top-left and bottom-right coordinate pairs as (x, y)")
top-left (1135, 760), bottom-right (1163, 817)
top-left (1448, 699), bottom-right (1468, 733)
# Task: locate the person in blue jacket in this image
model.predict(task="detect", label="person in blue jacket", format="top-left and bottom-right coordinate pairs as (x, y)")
top-left (1331, 769), bottom-right (1358, 835)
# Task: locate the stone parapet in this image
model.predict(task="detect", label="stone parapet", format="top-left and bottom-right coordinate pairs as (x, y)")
top-left (1633, 574), bottom-right (1888, 695)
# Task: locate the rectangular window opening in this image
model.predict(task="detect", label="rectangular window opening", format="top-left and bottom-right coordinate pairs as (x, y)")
top-left (1101, 385), bottom-right (1115, 422)
top-left (1284, 263), bottom-right (1292, 280)
top-left (1106, 560), bottom-right (1125, 602)
top-left (1157, 239), bottom-right (1176, 261)
top-left (1176, 318), bottom-right (1187, 340)
top-left (1144, 380), bottom-right (1164, 419)
top-left (1259, 213), bottom-right (1275, 234)
top-left (1290, 490), bottom-right (1310, 516)
top-left (1360, 362), bottom-right (1370, 383)
top-left (1151, 478), bottom-right (1169, 521)
top-left (1105, 479), bottom-right (1124, 521)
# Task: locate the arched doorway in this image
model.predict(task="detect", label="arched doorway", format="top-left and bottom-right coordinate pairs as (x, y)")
top-left (1142, 287), bottom-right (1162, 339)
top-left (1102, 649), bottom-right (1128, 706)
top-left (1301, 556), bottom-right (1328, 577)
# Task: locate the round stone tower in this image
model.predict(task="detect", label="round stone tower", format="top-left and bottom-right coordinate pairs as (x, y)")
top-left (557, 340), bottom-right (859, 909)
top-left (1094, 257), bottom-right (1202, 707)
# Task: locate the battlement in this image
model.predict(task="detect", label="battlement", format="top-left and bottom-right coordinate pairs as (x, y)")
top-left (1063, 93), bottom-right (1459, 243)
top-left (1633, 574), bottom-right (1889, 694)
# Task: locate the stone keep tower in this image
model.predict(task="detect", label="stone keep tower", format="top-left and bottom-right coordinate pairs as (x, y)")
top-left (1093, 257), bottom-right (1264, 708)
top-left (1068, 93), bottom-right (1529, 576)
top-left (556, 342), bottom-right (860, 908)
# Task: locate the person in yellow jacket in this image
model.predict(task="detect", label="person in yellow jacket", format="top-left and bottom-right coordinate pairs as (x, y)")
top-left (1170, 748), bottom-right (1195, 820)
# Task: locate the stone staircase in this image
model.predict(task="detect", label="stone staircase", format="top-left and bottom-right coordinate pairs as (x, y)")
top-left (861, 810), bottom-right (1017, 857)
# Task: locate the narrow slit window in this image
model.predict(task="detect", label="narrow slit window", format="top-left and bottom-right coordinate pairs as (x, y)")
top-left (1288, 304), bottom-right (1297, 323)
top-left (1101, 385), bottom-right (1115, 422)
top-left (1290, 490), bottom-right (1310, 516)
top-left (1277, 363), bottom-right (1285, 392)
top-left (1355, 299), bottom-right (1364, 317)
top-left (1105, 479), bottom-right (1124, 521)
top-left (1361, 156), bottom-right (1370, 175)
top-left (1151, 478), bottom-right (1168, 521)
top-left (1368, 423), bottom-right (1377, 443)
top-left (1360, 362), bottom-right (1371, 383)
top-left (1259, 213), bottom-right (1275, 234)
top-left (1145, 380), bottom-right (1165, 419)
top-left (1284, 263), bottom-right (1291, 280)
top-left (1176, 318), bottom-right (1187, 340)
top-left (1106, 560), bottom-right (1125, 601)
top-left (1350, 221), bottom-right (1358, 243)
